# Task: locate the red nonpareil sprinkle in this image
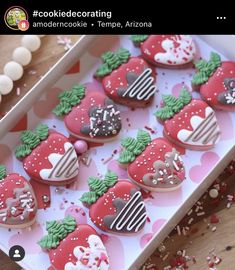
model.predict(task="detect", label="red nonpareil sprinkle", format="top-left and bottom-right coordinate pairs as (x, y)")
top-left (210, 214), bottom-right (219, 224)
top-left (190, 228), bottom-right (199, 234)
top-left (144, 126), bottom-right (156, 134)
top-left (146, 216), bottom-right (151, 223)
top-left (208, 261), bottom-right (214, 267)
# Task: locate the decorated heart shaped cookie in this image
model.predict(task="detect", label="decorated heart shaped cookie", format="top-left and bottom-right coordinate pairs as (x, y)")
top-left (53, 85), bottom-right (122, 142)
top-left (15, 124), bottom-right (79, 186)
top-left (155, 88), bottom-right (220, 150)
top-left (131, 35), bottom-right (196, 68)
top-left (38, 216), bottom-right (109, 270)
top-left (80, 171), bottom-right (147, 234)
top-left (0, 165), bottom-right (37, 228)
top-left (192, 52), bottom-right (235, 111)
top-left (95, 48), bottom-right (157, 108)
top-left (118, 130), bottom-right (185, 191)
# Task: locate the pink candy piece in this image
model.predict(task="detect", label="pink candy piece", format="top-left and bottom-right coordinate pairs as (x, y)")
top-left (74, 140), bottom-right (88, 154)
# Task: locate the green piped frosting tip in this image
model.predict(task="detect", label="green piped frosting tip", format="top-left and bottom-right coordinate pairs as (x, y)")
top-left (131, 35), bottom-right (149, 45)
top-left (192, 52), bottom-right (221, 85)
top-left (80, 171), bottom-right (118, 205)
top-left (118, 129), bottom-right (151, 165)
top-left (15, 124), bottom-right (49, 159)
top-left (0, 165), bottom-right (7, 180)
top-left (53, 84), bottom-right (86, 116)
top-left (155, 88), bottom-right (192, 120)
top-left (38, 216), bottom-right (76, 249)
top-left (95, 48), bottom-right (130, 77)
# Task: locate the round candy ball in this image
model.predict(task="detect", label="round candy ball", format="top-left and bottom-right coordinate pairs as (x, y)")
top-left (21, 35), bottom-right (41, 52)
top-left (12, 46), bottom-right (32, 66)
top-left (74, 140), bottom-right (88, 154)
top-left (0, 75), bottom-right (14, 95)
top-left (209, 188), bottom-right (219, 199)
top-left (3, 61), bottom-right (23, 81)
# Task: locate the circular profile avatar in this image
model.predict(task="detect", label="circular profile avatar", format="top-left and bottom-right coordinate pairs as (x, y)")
top-left (4, 6), bottom-right (29, 31)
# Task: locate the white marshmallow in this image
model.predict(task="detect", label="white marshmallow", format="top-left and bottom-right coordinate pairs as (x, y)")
top-left (12, 46), bottom-right (32, 66)
top-left (4, 61), bottom-right (23, 81)
top-left (0, 75), bottom-right (14, 95)
top-left (21, 35), bottom-right (41, 52)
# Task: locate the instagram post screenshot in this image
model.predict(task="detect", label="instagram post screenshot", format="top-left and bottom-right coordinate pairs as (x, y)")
top-left (0, 2), bottom-right (234, 270)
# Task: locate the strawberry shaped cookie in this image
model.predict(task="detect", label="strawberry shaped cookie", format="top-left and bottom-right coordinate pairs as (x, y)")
top-left (192, 52), bottom-right (235, 111)
top-left (131, 35), bottom-right (196, 68)
top-left (15, 124), bottom-right (79, 186)
top-left (95, 48), bottom-right (156, 108)
top-left (53, 84), bottom-right (122, 142)
top-left (118, 130), bottom-right (185, 192)
top-left (80, 171), bottom-right (147, 234)
top-left (155, 88), bottom-right (220, 150)
top-left (38, 216), bottom-right (109, 270)
top-left (0, 165), bottom-right (37, 228)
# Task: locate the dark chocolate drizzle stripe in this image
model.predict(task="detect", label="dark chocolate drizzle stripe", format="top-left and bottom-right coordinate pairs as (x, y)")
top-left (48, 146), bottom-right (78, 179)
top-left (122, 68), bottom-right (156, 100)
top-left (110, 191), bottom-right (147, 232)
top-left (185, 111), bottom-right (220, 145)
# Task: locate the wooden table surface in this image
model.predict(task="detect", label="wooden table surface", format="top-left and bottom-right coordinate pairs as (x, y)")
top-left (0, 35), bottom-right (234, 270)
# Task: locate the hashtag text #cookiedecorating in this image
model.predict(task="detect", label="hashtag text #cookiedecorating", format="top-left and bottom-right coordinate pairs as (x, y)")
top-left (32, 10), bottom-right (112, 19)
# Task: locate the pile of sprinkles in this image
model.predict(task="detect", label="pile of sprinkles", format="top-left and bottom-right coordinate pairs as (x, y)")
top-left (141, 159), bottom-right (235, 270)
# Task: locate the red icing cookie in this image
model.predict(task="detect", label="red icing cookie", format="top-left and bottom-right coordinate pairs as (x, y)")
top-left (95, 48), bottom-right (156, 108)
top-left (80, 171), bottom-right (147, 234)
top-left (0, 165), bottom-right (37, 228)
top-left (15, 124), bottom-right (79, 186)
top-left (155, 88), bottom-right (220, 150)
top-left (118, 130), bottom-right (185, 191)
top-left (53, 85), bottom-right (122, 143)
top-left (38, 216), bottom-right (109, 270)
top-left (192, 52), bottom-right (235, 111)
top-left (132, 35), bottom-right (196, 68)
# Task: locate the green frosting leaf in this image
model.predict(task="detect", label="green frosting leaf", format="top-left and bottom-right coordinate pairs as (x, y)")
top-left (116, 48), bottom-right (131, 63)
top-left (53, 100), bottom-right (71, 116)
top-left (20, 131), bottom-right (40, 149)
top-left (95, 63), bottom-right (113, 77)
top-left (15, 144), bottom-right (32, 159)
top-left (104, 171), bottom-right (118, 187)
top-left (118, 149), bottom-right (135, 164)
top-left (179, 88), bottom-right (192, 105)
top-left (118, 129), bottom-right (152, 165)
top-left (38, 234), bottom-right (59, 249)
top-left (71, 85), bottom-right (86, 99)
top-left (53, 84), bottom-right (86, 116)
top-left (88, 177), bottom-right (107, 196)
top-left (35, 124), bottom-right (49, 140)
top-left (155, 88), bottom-right (192, 120)
top-left (102, 51), bottom-right (120, 69)
top-left (0, 165), bottom-right (7, 180)
top-left (162, 94), bottom-right (177, 106)
top-left (192, 52), bottom-right (221, 85)
top-left (80, 191), bottom-right (98, 204)
top-left (15, 124), bottom-right (50, 159)
top-left (155, 106), bottom-right (174, 120)
top-left (46, 220), bottom-right (67, 240)
top-left (137, 129), bottom-right (151, 146)
top-left (131, 35), bottom-right (149, 44)
top-left (95, 48), bottom-right (131, 77)
top-left (121, 137), bottom-right (140, 152)
top-left (62, 215), bottom-right (76, 233)
top-left (38, 216), bottom-right (77, 250)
